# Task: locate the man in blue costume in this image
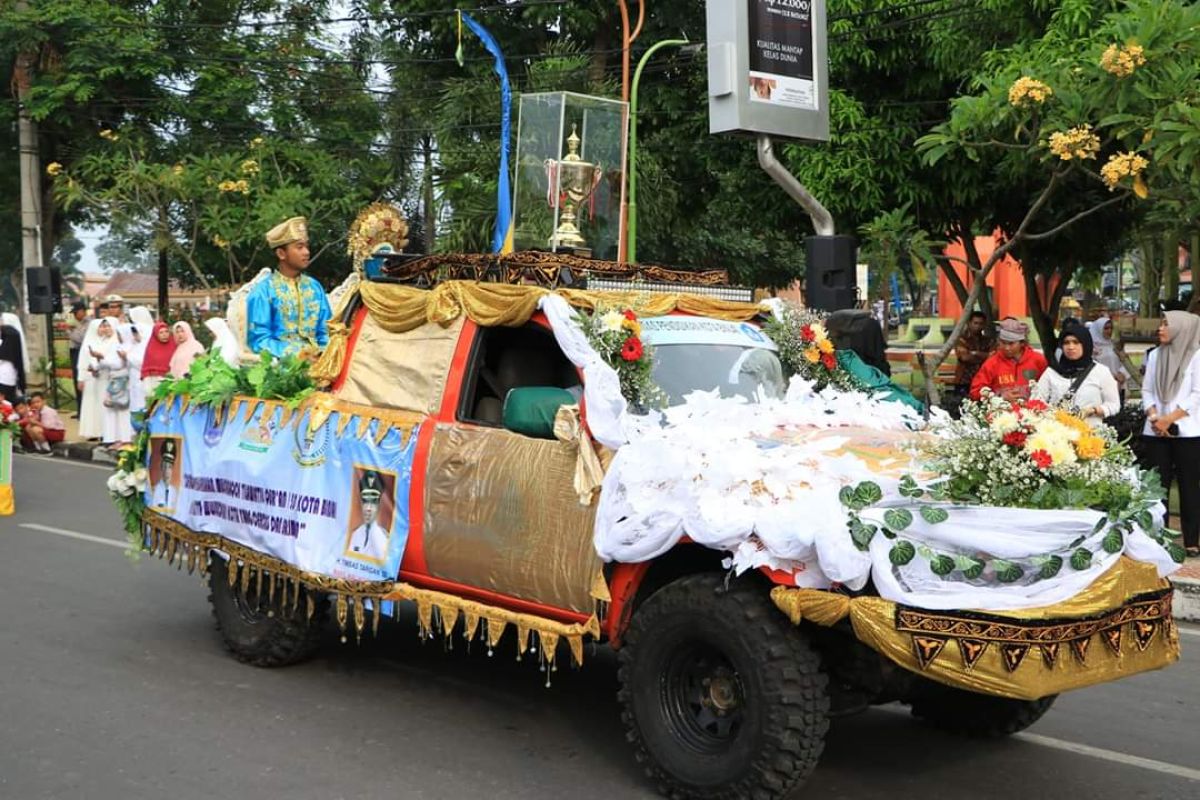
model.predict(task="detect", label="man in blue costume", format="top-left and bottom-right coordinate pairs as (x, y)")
top-left (247, 216), bottom-right (331, 359)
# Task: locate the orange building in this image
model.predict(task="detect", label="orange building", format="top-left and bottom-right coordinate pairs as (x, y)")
top-left (939, 235), bottom-right (1030, 320)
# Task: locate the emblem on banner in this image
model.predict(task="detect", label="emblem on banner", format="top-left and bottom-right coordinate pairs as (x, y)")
top-left (238, 410), bottom-right (277, 453)
top-left (293, 419), bottom-right (331, 467)
top-left (203, 406), bottom-right (224, 448)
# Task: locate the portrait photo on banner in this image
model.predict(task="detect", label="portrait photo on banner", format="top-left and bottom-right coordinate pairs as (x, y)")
top-left (343, 464), bottom-right (397, 566)
top-left (149, 435), bottom-right (183, 512)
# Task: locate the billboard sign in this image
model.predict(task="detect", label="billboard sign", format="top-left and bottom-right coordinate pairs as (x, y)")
top-left (707, 0), bottom-right (829, 141)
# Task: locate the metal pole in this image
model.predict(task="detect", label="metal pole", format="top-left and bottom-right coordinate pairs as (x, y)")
top-left (616, 0), bottom-right (645, 263)
top-left (627, 38), bottom-right (689, 264)
top-left (756, 135), bottom-right (835, 236)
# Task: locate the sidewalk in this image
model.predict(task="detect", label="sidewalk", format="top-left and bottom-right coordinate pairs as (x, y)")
top-left (25, 415), bottom-right (1200, 623)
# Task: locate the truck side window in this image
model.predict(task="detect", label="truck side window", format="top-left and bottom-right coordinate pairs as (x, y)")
top-left (460, 323), bottom-right (579, 425)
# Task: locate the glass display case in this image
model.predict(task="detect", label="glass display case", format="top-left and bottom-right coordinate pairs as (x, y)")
top-left (513, 91), bottom-right (627, 260)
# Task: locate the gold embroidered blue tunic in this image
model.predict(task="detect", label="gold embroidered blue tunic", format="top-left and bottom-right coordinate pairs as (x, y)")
top-left (245, 272), bottom-right (331, 358)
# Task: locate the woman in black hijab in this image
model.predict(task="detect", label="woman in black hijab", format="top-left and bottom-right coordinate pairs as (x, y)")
top-left (1032, 322), bottom-right (1119, 424)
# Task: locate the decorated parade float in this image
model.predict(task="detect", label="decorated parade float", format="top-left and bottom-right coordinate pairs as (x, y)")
top-left (108, 199), bottom-right (1184, 800)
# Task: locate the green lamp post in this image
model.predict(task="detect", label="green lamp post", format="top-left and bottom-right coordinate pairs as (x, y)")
top-left (626, 38), bottom-right (690, 264)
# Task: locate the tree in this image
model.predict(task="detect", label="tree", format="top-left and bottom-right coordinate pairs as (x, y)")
top-left (913, 0), bottom-right (1200, 401)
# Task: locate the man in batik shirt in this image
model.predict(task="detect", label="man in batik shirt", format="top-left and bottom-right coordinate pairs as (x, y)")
top-left (246, 216), bottom-right (331, 359)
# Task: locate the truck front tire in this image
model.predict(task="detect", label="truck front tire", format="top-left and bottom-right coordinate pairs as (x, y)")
top-left (618, 573), bottom-right (830, 800)
top-left (208, 556), bottom-right (328, 667)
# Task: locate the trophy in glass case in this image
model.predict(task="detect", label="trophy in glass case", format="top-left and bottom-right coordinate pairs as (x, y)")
top-left (546, 124), bottom-right (602, 252)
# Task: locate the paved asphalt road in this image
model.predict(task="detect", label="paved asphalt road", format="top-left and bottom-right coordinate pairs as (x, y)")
top-left (2, 454), bottom-right (1198, 800)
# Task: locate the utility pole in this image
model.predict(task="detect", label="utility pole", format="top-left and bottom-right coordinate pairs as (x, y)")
top-left (13, 0), bottom-right (53, 394)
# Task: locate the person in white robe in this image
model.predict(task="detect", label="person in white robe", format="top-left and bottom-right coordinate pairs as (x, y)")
top-left (79, 318), bottom-right (116, 440)
top-left (122, 307), bottom-right (155, 413)
top-left (96, 320), bottom-right (134, 447)
top-left (204, 317), bottom-right (242, 368)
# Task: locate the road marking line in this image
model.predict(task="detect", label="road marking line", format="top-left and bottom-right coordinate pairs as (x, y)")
top-left (17, 523), bottom-right (127, 550)
top-left (1178, 625), bottom-right (1200, 639)
top-left (1013, 732), bottom-right (1200, 782)
top-left (14, 454), bottom-right (113, 471)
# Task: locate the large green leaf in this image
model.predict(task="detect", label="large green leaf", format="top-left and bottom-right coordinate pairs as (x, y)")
top-left (884, 508), bottom-right (914, 532)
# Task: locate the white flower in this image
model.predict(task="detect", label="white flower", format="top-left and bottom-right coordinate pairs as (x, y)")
top-left (809, 322), bottom-right (827, 340)
top-left (107, 471), bottom-right (127, 494)
top-left (131, 468), bottom-right (149, 490)
top-left (599, 309), bottom-right (625, 333)
top-left (990, 412), bottom-right (1020, 434)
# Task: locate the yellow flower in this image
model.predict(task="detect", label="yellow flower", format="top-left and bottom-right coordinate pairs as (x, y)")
top-left (1075, 435), bottom-right (1106, 460)
top-left (249, 136), bottom-right (265, 149)
top-left (99, 129), bottom-right (119, 141)
top-left (1100, 151), bottom-right (1149, 192)
top-left (172, 163), bottom-right (185, 176)
top-left (236, 179), bottom-right (250, 194)
top-left (1100, 43), bottom-right (1146, 78)
top-left (622, 318), bottom-right (642, 337)
top-left (45, 162), bottom-right (63, 177)
top-left (818, 338), bottom-right (834, 355)
top-left (1008, 76), bottom-right (1053, 107)
top-left (217, 180), bottom-right (238, 193)
top-left (240, 159), bottom-right (260, 176)
top-left (1048, 125), bottom-right (1100, 161)
top-left (1054, 409), bottom-right (1091, 435)
top-left (803, 347), bottom-right (821, 363)
top-left (211, 234), bottom-right (230, 249)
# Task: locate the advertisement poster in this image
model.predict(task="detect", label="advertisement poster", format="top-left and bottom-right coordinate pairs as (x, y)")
top-left (145, 398), bottom-right (417, 582)
top-left (747, 0), bottom-right (817, 110)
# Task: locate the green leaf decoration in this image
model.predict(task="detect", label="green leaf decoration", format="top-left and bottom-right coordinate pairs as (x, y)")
top-left (1070, 548), bottom-right (1094, 571)
top-left (854, 481), bottom-right (883, 507)
top-left (899, 475), bottom-right (924, 498)
top-left (839, 485), bottom-right (860, 510)
top-left (1038, 555), bottom-right (1063, 580)
top-left (929, 554), bottom-right (956, 576)
top-left (1134, 510), bottom-right (1155, 532)
top-left (889, 540), bottom-right (916, 566)
top-left (884, 508), bottom-right (914, 532)
top-left (1092, 517), bottom-right (1109, 534)
top-left (849, 519), bottom-right (878, 551)
top-left (961, 557), bottom-right (986, 580)
top-left (992, 559), bottom-right (1025, 583)
top-left (1102, 528), bottom-right (1125, 554)
top-left (1166, 543), bottom-right (1186, 564)
top-left (919, 506), bottom-right (950, 525)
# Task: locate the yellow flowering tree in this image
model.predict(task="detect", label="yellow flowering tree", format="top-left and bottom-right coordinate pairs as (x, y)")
top-left (912, 0), bottom-right (1200, 402)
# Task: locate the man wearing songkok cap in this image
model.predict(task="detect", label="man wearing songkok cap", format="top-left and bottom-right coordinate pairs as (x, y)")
top-left (151, 438), bottom-right (178, 510)
top-left (349, 469), bottom-right (389, 562)
top-left (969, 317), bottom-right (1047, 401)
top-left (246, 216), bottom-right (331, 359)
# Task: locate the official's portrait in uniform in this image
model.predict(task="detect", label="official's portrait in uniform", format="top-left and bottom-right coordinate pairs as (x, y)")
top-left (344, 466), bottom-right (396, 565)
top-left (149, 437), bottom-right (183, 512)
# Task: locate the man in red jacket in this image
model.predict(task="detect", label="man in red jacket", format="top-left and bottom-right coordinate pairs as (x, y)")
top-left (969, 318), bottom-right (1047, 401)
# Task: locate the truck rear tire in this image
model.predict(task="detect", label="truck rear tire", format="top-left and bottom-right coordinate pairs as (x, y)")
top-left (208, 557), bottom-right (328, 667)
top-left (909, 681), bottom-right (1056, 738)
top-left (618, 573), bottom-right (830, 800)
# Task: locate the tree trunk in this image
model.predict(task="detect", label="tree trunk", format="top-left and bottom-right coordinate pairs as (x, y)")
top-left (1162, 231), bottom-right (1179, 305)
top-left (422, 135), bottom-right (436, 253)
top-left (959, 233), bottom-right (996, 322)
top-left (1138, 235), bottom-right (1161, 317)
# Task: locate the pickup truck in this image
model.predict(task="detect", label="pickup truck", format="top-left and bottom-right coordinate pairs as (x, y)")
top-left (134, 261), bottom-right (1180, 800)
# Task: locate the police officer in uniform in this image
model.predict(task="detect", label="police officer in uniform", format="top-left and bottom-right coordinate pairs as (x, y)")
top-left (151, 439), bottom-right (177, 510)
top-left (349, 470), bottom-right (389, 561)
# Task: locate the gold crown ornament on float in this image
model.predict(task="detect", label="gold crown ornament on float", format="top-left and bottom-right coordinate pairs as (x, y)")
top-left (546, 124), bottom-right (602, 253)
top-left (347, 203), bottom-right (410, 272)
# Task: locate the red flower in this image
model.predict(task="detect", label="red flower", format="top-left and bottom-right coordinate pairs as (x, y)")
top-left (800, 324), bottom-right (815, 343)
top-left (1024, 399), bottom-right (1048, 412)
top-left (622, 309), bottom-right (638, 321)
top-left (620, 336), bottom-right (644, 362)
top-left (821, 352), bottom-right (837, 370)
top-left (1002, 431), bottom-right (1027, 448)
top-left (1030, 449), bottom-right (1053, 469)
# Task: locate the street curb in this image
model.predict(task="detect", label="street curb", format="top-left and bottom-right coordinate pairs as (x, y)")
top-left (34, 439), bottom-right (1200, 622)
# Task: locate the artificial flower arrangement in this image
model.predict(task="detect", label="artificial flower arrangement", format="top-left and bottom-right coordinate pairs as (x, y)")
top-left (108, 429), bottom-right (151, 549)
top-left (0, 399), bottom-right (20, 436)
top-left (581, 305), bottom-right (665, 410)
top-left (926, 392), bottom-right (1135, 511)
top-left (762, 303), bottom-right (862, 392)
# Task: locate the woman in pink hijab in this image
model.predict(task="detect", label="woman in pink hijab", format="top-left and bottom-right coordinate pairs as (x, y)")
top-left (168, 321), bottom-right (206, 378)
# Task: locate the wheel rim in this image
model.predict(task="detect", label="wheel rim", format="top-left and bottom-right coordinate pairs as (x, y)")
top-left (660, 641), bottom-right (746, 754)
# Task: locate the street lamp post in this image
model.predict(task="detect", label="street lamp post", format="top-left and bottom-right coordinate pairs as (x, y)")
top-left (627, 38), bottom-right (689, 265)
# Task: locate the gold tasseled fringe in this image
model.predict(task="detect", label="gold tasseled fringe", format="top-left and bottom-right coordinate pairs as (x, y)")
top-left (143, 510), bottom-right (601, 668)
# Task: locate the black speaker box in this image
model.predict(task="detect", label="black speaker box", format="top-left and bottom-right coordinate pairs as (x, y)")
top-left (805, 235), bottom-right (857, 312)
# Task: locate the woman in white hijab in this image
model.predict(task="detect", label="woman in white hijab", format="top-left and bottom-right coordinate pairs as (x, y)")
top-left (1142, 310), bottom-right (1200, 557)
top-left (78, 318), bottom-right (116, 439)
top-left (204, 317), bottom-right (242, 368)
top-left (1087, 316), bottom-right (1131, 393)
top-left (93, 319), bottom-right (134, 447)
top-left (121, 307), bottom-right (155, 413)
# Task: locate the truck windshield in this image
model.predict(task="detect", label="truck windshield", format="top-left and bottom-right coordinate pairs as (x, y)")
top-left (651, 344), bottom-right (785, 405)
top-left (637, 316), bottom-right (784, 405)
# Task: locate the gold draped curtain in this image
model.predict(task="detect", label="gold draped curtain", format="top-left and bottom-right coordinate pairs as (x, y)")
top-left (311, 281), bottom-right (764, 385)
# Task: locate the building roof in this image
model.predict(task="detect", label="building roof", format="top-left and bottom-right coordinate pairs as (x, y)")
top-left (97, 271), bottom-right (219, 300)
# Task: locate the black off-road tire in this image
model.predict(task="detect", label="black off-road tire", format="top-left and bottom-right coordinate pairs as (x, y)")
top-left (618, 573), bottom-right (830, 800)
top-left (909, 681), bottom-right (1056, 738)
top-left (208, 557), bottom-right (328, 667)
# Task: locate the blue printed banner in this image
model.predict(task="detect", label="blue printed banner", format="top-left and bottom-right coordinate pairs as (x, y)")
top-left (145, 398), bottom-right (417, 582)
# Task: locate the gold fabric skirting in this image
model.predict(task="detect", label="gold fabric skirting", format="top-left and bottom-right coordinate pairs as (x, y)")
top-left (771, 558), bottom-right (1180, 700)
top-left (142, 510), bottom-right (601, 668)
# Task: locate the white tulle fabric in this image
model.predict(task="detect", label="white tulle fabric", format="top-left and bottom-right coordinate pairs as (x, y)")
top-left (538, 297), bottom-right (1179, 611)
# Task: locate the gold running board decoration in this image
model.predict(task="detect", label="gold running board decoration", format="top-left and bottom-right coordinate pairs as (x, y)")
top-left (142, 511), bottom-right (602, 673)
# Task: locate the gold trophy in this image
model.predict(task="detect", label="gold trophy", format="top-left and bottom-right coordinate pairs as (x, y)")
top-left (547, 124), bottom-right (602, 253)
